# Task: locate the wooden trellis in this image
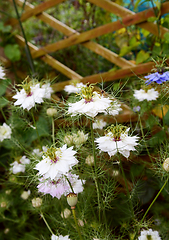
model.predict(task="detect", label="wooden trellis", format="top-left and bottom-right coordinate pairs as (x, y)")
top-left (4, 0), bottom-right (169, 93)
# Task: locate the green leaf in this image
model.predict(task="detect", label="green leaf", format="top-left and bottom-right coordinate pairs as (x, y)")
top-left (119, 42), bottom-right (140, 57)
top-left (4, 44), bottom-right (21, 62)
top-left (163, 32), bottom-right (169, 43)
top-left (148, 17), bottom-right (158, 23)
top-left (164, 110), bottom-right (169, 126)
top-left (0, 22), bottom-right (12, 33)
top-left (0, 97), bottom-right (9, 108)
top-left (0, 78), bottom-right (11, 97)
top-left (136, 50), bottom-right (150, 64)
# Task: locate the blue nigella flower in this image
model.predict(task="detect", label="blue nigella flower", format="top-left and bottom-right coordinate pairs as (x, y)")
top-left (145, 71), bottom-right (169, 85)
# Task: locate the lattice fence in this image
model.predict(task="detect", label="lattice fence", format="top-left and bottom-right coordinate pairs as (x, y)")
top-left (4, 0), bottom-right (169, 89)
top-left (1, 0), bottom-right (169, 124)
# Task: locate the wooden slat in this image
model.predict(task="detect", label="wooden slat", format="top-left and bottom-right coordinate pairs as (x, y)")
top-left (8, 0), bottom-right (66, 26)
top-left (52, 62), bottom-right (155, 92)
top-left (31, 3), bottom-right (169, 59)
top-left (15, 35), bottom-right (82, 80)
top-left (87, 0), bottom-right (169, 38)
top-left (9, 0), bottom-right (135, 68)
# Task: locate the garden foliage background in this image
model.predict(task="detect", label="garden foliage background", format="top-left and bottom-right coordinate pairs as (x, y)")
top-left (0, 0), bottom-right (169, 239)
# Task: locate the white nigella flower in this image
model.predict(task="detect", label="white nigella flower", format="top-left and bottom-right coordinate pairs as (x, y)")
top-left (68, 84), bottom-right (112, 118)
top-left (95, 124), bottom-right (139, 158)
top-left (10, 156), bottom-right (30, 174)
top-left (0, 123), bottom-right (12, 142)
top-left (32, 148), bottom-right (43, 157)
top-left (0, 66), bottom-right (5, 79)
top-left (93, 119), bottom-right (107, 129)
top-left (138, 228), bottom-right (161, 240)
top-left (34, 144), bottom-right (78, 180)
top-left (13, 80), bottom-right (53, 111)
top-left (51, 234), bottom-right (71, 240)
top-left (13, 83), bottom-right (45, 110)
top-left (64, 82), bottom-right (86, 94)
top-left (41, 83), bottom-right (53, 99)
top-left (106, 101), bottom-right (122, 116)
top-left (133, 88), bottom-right (159, 101)
top-left (37, 173), bottom-right (85, 199)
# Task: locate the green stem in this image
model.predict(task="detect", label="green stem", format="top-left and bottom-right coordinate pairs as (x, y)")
top-left (90, 119), bottom-right (101, 222)
top-left (119, 157), bottom-right (134, 217)
top-left (52, 117), bottom-right (55, 144)
top-left (31, 110), bottom-right (41, 148)
top-left (138, 114), bottom-right (152, 161)
top-left (12, 0), bottom-right (35, 74)
top-left (72, 208), bottom-right (83, 240)
top-left (0, 108), bottom-right (7, 122)
top-left (90, 120), bottom-right (97, 170)
top-left (133, 177), bottom-right (168, 240)
top-left (40, 212), bottom-right (54, 235)
top-left (65, 175), bottom-right (74, 193)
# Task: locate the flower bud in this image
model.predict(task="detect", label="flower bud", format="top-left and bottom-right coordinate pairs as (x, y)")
top-left (32, 197), bottom-right (42, 207)
top-left (21, 190), bottom-right (31, 200)
top-left (67, 193), bottom-right (77, 208)
top-left (61, 208), bottom-right (71, 218)
top-left (163, 158), bottom-right (169, 172)
top-left (85, 155), bottom-right (94, 166)
top-left (4, 228), bottom-right (10, 234)
top-left (1, 201), bottom-right (7, 208)
top-left (64, 135), bottom-right (74, 146)
top-left (46, 108), bottom-right (57, 117)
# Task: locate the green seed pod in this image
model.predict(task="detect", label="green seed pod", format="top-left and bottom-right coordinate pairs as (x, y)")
top-left (67, 193), bottom-right (78, 208)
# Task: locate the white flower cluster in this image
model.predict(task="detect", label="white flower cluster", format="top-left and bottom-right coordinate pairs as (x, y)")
top-left (95, 125), bottom-right (139, 158)
top-left (106, 101), bottom-right (122, 116)
top-left (0, 123), bottom-right (12, 142)
top-left (13, 82), bottom-right (53, 110)
top-left (68, 91), bottom-right (112, 118)
top-left (64, 130), bottom-right (88, 147)
top-left (35, 144), bottom-right (85, 199)
top-left (134, 88), bottom-right (159, 101)
top-left (35, 145), bottom-right (78, 180)
top-left (67, 83), bottom-right (122, 118)
top-left (64, 82), bottom-right (86, 94)
top-left (0, 66), bottom-right (5, 79)
top-left (10, 156), bottom-right (30, 174)
top-left (93, 119), bottom-right (107, 130)
top-left (138, 229), bottom-right (161, 240)
top-left (51, 234), bottom-right (71, 240)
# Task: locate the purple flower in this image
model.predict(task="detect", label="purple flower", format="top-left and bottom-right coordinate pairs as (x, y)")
top-left (145, 72), bottom-right (169, 85)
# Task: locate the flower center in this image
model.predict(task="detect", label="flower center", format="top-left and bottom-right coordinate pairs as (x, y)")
top-left (106, 124), bottom-right (128, 142)
top-left (44, 147), bottom-right (62, 164)
top-left (80, 84), bottom-right (94, 103)
top-left (147, 235), bottom-right (152, 240)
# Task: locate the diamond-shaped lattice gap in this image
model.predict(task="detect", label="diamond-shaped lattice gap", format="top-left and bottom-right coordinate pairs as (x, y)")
top-left (50, 44), bottom-right (115, 77)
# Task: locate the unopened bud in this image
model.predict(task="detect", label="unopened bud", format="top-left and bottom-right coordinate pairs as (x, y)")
top-left (64, 135), bottom-right (74, 146)
top-left (61, 208), bottom-right (71, 218)
top-left (1, 201), bottom-right (7, 208)
top-left (163, 158), bottom-right (169, 172)
top-left (4, 228), bottom-right (10, 234)
top-left (85, 155), bottom-right (94, 166)
top-left (67, 193), bottom-right (77, 208)
top-left (21, 190), bottom-right (31, 200)
top-left (46, 108), bottom-right (57, 117)
top-left (32, 197), bottom-right (42, 207)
